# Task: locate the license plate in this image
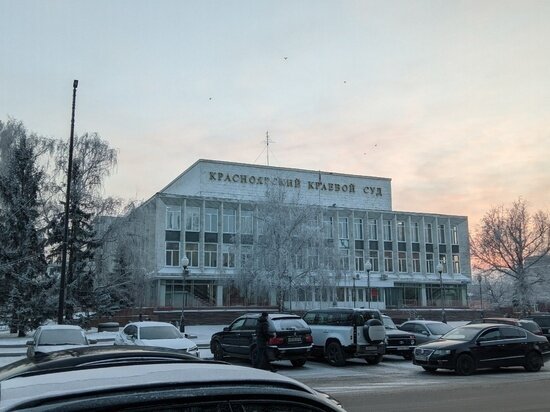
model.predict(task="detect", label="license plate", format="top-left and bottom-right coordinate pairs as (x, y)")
top-left (415, 354), bottom-right (427, 361)
top-left (397, 347), bottom-right (408, 350)
top-left (287, 337), bottom-right (302, 343)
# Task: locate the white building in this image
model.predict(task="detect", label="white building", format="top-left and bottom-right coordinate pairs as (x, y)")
top-left (128, 159), bottom-right (471, 310)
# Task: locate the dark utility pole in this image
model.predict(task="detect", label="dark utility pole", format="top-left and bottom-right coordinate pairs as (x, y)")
top-left (57, 80), bottom-right (78, 324)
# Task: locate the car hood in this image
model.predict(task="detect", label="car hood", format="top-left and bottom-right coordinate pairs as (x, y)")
top-left (416, 339), bottom-right (465, 350)
top-left (385, 329), bottom-right (414, 338)
top-left (138, 338), bottom-right (196, 350)
top-left (35, 344), bottom-right (88, 354)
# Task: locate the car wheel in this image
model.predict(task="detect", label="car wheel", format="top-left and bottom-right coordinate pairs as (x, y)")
top-left (455, 354), bottom-right (476, 376)
top-left (249, 346), bottom-right (258, 366)
top-left (326, 342), bottom-right (346, 366)
top-left (524, 351), bottom-right (543, 372)
top-left (365, 354), bottom-right (383, 365)
top-left (422, 366), bottom-right (437, 373)
top-left (291, 359), bottom-right (307, 367)
top-left (211, 341), bottom-right (224, 361)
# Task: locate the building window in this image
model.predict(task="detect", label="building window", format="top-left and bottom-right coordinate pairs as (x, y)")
top-left (166, 207), bottom-right (181, 231)
top-left (339, 249), bottom-right (350, 270)
top-left (369, 251), bottom-right (379, 272)
top-left (424, 223), bottom-right (433, 243)
top-left (412, 252), bottom-right (420, 273)
top-left (204, 243), bottom-right (218, 267)
top-left (398, 252), bottom-right (407, 272)
top-left (294, 253), bottom-right (305, 270)
top-left (368, 219), bottom-right (378, 240)
top-left (185, 207), bottom-right (200, 231)
top-left (323, 216), bottom-right (334, 239)
top-left (451, 225), bottom-right (459, 245)
top-left (438, 224), bottom-right (446, 244)
top-left (354, 218), bottom-right (364, 240)
top-left (439, 254), bottom-right (447, 273)
top-left (411, 222), bottom-right (419, 243)
top-left (397, 221), bottom-right (406, 242)
top-left (241, 210), bottom-right (253, 235)
top-left (185, 243), bottom-right (199, 267)
top-left (338, 217), bottom-right (349, 239)
top-left (241, 245), bottom-right (252, 267)
top-left (165, 242), bottom-right (180, 267)
top-left (426, 253), bottom-right (434, 273)
top-left (355, 250), bottom-right (364, 272)
top-left (384, 251), bottom-right (393, 272)
top-left (452, 254), bottom-right (460, 273)
top-left (205, 208), bottom-right (218, 233)
top-left (383, 220), bottom-right (392, 241)
top-left (222, 245), bottom-right (235, 268)
top-left (223, 209), bottom-right (236, 234)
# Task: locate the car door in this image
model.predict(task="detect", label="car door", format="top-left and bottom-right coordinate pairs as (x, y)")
top-left (410, 323), bottom-right (431, 344)
top-left (472, 327), bottom-right (504, 369)
top-left (220, 318), bottom-right (246, 356)
top-left (238, 317), bottom-right (258, 356)
top-left (499, 326), bottom-right (529, 367)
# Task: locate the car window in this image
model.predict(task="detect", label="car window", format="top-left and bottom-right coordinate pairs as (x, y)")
top-left (124, 325), bottom-right (138, 337)
top-left (382, 316), bottom-right (397, 329)
top-left (443, 327), bottom-right (480, 341)
top-left (413, 324), bottom-right (428, 334)
top-left (139, 326), bottom-right (181, 340)
top-left (229, 318), bottom-right (246, 331)
top-left (426, 323), bottom-right (453, 335)
top-left (399, 323), bottom-right (414, 332)
top-left (501, 327), bottom-right (527, 339)
top-left (530, 317), bottom-right (550, 327)
top-left (478, 328), bottom-right (502, 342)
top-left (272, 318), bottom-right (309, 331)
top-left (243, 318), bottom-right (258, 329)
top-left (520, 321), bottom-right (542, 334)
top-left (303, 312), bottom-right (317, 325)
top-left (38, 329), bottom-right (87, 345)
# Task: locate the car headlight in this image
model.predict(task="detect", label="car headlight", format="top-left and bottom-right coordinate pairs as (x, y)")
top-left (433, 349), bottom-right (451, 356)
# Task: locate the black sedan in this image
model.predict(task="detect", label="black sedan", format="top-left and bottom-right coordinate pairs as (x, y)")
top-left (210, 313), bottom-right (313, 367)
top-left (413, 323), bottom-right (550, 375)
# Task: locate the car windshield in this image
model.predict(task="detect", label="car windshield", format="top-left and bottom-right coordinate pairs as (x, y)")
top-left (38, 329), bottom-right (87, 345)
top-left (271, 318), bottom-right (309, 331)
top-left (382, 317), bottom-right (397, 329)
top-left (139, 326), bottom-right (181, 340)
top-left (441, 326), bottom-right (480, 341)
top-left (520, 321), bottom-right (541, 333)
top-left (427, 323), bottom-right (453, 335)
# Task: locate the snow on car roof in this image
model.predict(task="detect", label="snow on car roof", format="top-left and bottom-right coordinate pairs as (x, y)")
top-left (37, 325), bottom-right (84, 330)
top-left (126, 321), bottom-right (176, 327)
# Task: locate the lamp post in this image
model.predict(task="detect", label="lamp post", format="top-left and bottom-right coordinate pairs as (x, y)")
top-left (365, 260), bottom-right (372, 309)
top-left (180, 256), bottom-right (190, 333)
top-left (437, 262), bottom-right (446, 323)
top-left (352, 273), bottom-right (360, 308)
top-left (477, 274), bottom-right (483, 318)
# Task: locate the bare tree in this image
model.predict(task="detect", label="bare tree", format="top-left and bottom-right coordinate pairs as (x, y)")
top-left (471, 198), bottom-right (550, 315)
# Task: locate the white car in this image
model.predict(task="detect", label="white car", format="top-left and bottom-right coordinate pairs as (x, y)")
top-left (114, 321), bottom-right (199, 357)
top-left (26, 325), bottom-right (96, 358)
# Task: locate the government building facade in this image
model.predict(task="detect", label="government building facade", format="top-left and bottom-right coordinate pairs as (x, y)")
top-left (127, 159), bottom-right (471, 311)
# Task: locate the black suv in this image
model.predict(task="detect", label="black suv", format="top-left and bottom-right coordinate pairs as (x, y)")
top-left (210, 313), bottom-right (313, 367)
top-left (381, 315), bottom-right (416, 359)
top-left (524, 314), bottom-right (550, 339)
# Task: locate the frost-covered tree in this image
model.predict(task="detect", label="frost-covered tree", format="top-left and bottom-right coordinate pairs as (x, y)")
top-left (471, 198), bottom-right (550, 316)
top-left (0, 119), bottom-right (56, 335)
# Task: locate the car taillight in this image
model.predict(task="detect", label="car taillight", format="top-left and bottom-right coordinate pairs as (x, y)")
top-left (305, 334), bottom-right (313, 343)
top-left (268, 336), bottom-right (285, 345)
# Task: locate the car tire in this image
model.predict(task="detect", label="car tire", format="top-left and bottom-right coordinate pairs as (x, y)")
top-left (211, 341), bottom-right (224, 361)
top-left (524, 351), bottom-right (543, 372)
top-left (455, 354), bottom-right (476, 376)
top-left (326, 341), bottom-right (346, 366)
top-left (291, 359), bottom-right (307, 367)
top-left (362, 319), bottom-right (385, 344)
top-left (365, 354), bottom-right (383, 365)
top-left (249, 346), bottom-right (258, 365)
top-left (422, 366), bottom-right (437, 373)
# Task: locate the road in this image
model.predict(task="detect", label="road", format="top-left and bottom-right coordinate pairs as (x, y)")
top-left (2, 353), bottom-right (550, 411)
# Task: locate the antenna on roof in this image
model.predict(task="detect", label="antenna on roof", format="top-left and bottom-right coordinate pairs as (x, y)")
top-left (266, 131), bottom-right (270, 166)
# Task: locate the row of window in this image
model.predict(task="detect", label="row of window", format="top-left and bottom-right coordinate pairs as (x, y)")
top-left (167, 242), bottom-right (461, 274)
top-left (167, 207), bottom-right (461, 245)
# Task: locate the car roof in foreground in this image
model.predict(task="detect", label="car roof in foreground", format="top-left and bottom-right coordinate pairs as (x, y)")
top-left (125, 321), bottom-right (176, 327)
top-left (36, 324), bottom-right (84, 330)
top-left (0, 359), bottom-right (320, 411)
top-left (402, 320), bottom-right (446, 324)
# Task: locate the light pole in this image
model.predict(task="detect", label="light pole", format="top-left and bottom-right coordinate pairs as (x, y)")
top-left (180, 256), bottom-right (190, 333)
top-left (477, 274), bottom-right (483, 318)
top-left (352, 273), bottom-right (360, 308)
top-left (365, 260), bottom-right (372, 309)
top-left (437, 263), bottom-right (446, 323)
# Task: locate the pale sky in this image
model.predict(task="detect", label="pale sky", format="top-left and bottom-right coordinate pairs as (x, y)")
top-left (1, 0), bottom-right (549, 229)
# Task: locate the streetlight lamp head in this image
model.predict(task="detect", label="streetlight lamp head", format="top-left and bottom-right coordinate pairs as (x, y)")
top-left (365, 260), bottom-right (372, 272)
top-left (181, 256), bottom-right (189, 268)
top-left (477, 274), bottom-right (482, 283)
top-left (355, 273), bottom-right (360, 280)
top-left (436, 263), bottom-right (443, 273)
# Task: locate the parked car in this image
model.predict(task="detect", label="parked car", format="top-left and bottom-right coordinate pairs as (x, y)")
top-left (381, 315), bottom-right (416, 359)
top-left (0, 346), bottom-right (346, 411)
top-left (210, 313), bottom-right (313, 367)
top-left (470, 317), bottom-right (544, 336)
top-left (26, 325), bottom-right (96, 358)
top-left (114, 321), bottom-right (199, 357)
top-left (399, 320), bottom-right (454, 345)
top-left (524, 314), bottom-right (550, 339)
top-left (303, 308), bottom-right (386, 366)
top-left (413, 323), bottom-right (550, 375)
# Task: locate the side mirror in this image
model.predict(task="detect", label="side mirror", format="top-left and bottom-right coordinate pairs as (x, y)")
top-left (421, 331), bottom-right (429, 336)
top-left (223, 327), bottom-right (230, 332)
top-left (25, 340), bottom-right (34, 346)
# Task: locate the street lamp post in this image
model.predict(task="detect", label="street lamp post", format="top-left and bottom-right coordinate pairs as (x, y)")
top-left (477, 274), bottom-right (483, 318)
top-left (180, 256), bottom-right (190, 333)
top-left (352, 274), bottom-right (360, 308)
top-left (437, 263), bottom-right (446, 323)
top-left (365, 260), bottom-right (372, 309)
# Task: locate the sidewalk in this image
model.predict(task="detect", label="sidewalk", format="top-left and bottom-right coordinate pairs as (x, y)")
top-left (0, 325), bottom-right (224, 357)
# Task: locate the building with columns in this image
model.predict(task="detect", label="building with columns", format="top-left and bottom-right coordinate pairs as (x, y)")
top-left (130, 159), bottom-right (471, 310)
